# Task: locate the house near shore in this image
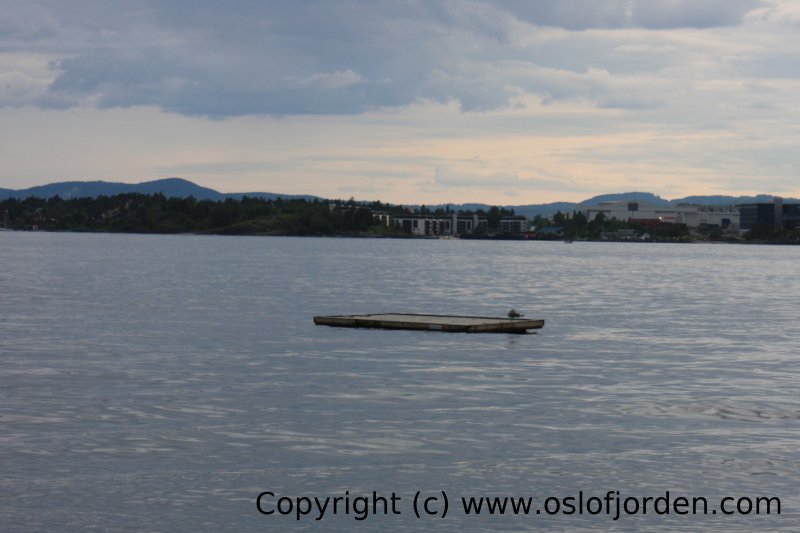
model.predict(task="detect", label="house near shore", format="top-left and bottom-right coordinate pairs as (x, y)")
top-left (498, 216), bottom-right (529, 234)
top-left (391, 214), bottom-right (489, 236)
top-left (535, 226), bottom-right (564, 238)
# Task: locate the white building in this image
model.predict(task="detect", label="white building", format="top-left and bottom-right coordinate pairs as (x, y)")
top-left (581, 200), bottom-right (681, 223)
top-left (580, 201), bottom-right (739, 229)
top-left (674, 205), bottom-right (739, 229)
top-left (391, 214), bottom-right (488, 236)
top-left (498, 216), bottom-right (528, 234)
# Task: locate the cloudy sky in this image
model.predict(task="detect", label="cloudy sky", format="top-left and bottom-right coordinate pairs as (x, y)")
top-left (2, 0), bottom-right (799, 203)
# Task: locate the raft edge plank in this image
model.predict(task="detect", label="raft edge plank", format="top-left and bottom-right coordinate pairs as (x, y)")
top-left (313, 313), bottom-right (544, 333)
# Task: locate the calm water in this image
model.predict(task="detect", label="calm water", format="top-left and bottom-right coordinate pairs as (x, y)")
top-left (1, 232), bottom-right (799, 532)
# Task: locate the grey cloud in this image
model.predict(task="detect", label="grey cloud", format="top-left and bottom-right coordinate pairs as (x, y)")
top-left (23, 1), bottom-right (447, 116)
top-left (493, 0), bottom-right (633, 30)
top-left (631, 0), bottom-right (761, 29)
top-left (0, 0), bottom-right (770, 117)
top-left (48, 49), bottom-right (373, 116)
top-left (0, 3), bottom-right (62, 47)
top-left (494, 0), bottom-right (761, 29)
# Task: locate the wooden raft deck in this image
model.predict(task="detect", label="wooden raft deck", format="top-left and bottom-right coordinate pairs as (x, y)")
top-left (313, 313), bottom-right (545, 333)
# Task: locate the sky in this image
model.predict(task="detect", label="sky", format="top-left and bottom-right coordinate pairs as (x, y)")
top-left (2, 0), bottom-right (800, 204)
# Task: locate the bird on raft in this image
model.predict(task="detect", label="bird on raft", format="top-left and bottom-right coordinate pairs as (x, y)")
top-left (507, 309), bottom-right (524, 319)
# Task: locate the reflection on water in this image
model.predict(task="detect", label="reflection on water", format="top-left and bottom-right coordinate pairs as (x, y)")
top-left (1, 233), bottom-right (799, 531)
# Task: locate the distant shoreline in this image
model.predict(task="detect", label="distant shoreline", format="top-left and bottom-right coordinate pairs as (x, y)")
top-left (5, 228), bottom-right (799, 246)
top-left (3, 192), bottom-right (799, 245)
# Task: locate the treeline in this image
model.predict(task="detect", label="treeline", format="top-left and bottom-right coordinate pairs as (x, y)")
top-left (531, 211), bottom-right (691, 241)
top-left (0, 194), bottom-right (403, 236)
top-left (741, 224), bottom-right (800, 244)
top-left (552, 211), bottom-right (690, 241)
top-left (0, 193), bottom-right (527, 236)
top-left (8, 193), bottom-right (787, 242)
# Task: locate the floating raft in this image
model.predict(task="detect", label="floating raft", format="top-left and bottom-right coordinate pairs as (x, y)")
top-left (313, 313), bottom-right (544, 333)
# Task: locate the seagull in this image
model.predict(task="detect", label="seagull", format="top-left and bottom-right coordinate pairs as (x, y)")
top-left (507, 308), bottom-right (524, 319)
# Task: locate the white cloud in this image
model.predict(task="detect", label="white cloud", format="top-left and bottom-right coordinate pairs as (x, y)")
top-left (745, 0), bottom-right (800, 24)
top-left (0, 52), bottom-right (57, 105)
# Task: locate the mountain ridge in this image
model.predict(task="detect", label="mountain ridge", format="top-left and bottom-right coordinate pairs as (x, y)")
top-left (1, 178), bottom-right (795, 218)
top-left (0, 178), bottom-right (318, 202)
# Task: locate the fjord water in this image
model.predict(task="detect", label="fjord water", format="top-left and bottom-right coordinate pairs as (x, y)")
top-left (1, 232), bottom-right (798, 532)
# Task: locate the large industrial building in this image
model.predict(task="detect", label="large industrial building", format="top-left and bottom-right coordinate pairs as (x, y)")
top-left (579, 200), bottom-right (739, 230)
top-left (739, 198), bottom-right (800, 231)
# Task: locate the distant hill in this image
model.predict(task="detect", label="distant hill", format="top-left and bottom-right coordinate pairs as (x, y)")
top-left (495, 202), bottom-right (578, 218)
top-left (574, 192), bottom-right (798, 210)
top-left (497, 192), bottom-right (798, 218)
top-left (670, 194), bottom-right (798, 205)
top-left (428, 193), bottom-right (670, 219)
top-left (580, 191), bottom-right (671, 207)
top-left (573, 191), bottom-right (800, 207)
top-left (1, 179), bottom-right (797, 216)
top-left (577, 192), bottom-right (798, 207)
top-left (0, 178), bottom-right (318, 202)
